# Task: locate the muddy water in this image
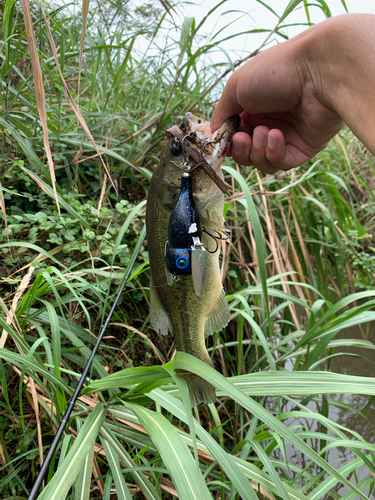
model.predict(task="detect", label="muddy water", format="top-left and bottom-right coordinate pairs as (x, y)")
top-left (282, 321), bottom-right (375, 498)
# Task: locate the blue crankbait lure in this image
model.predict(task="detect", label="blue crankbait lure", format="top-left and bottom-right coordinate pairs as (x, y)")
top-left (165, 172), bottom-right (201, 275)
top-left (164, 134), bottom-right (230, 295)
top-left (164, 171), bottom-right (207, 295)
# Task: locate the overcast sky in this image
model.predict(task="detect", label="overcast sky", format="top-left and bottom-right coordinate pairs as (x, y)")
top-left (175, 0), bottom-right (375, 63)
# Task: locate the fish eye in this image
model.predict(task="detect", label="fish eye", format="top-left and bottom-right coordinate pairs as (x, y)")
top-left (170, 140), bottom-right (182, 157)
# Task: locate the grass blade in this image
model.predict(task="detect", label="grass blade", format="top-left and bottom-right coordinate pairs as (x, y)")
top-left (223, 166), bottom-right (270, 320)
top-left (84, 365), bottom-right (172, 394)
top-left (20, 0), bottom-right (60, 213)
top-left (101, 437), bottom-right (132, 500)
top-left (126, 402), bottom-right (213, 500)
top-left (175, 352), bottom-right (370, 500)
top-left (73, 441), bottom-right (94, 500)
top-left (148, 389), bottom-right (262, 500)
top-left (37, 404), bottom-right (107, 500)
top-left (100, 425), bottom-right (160, 500)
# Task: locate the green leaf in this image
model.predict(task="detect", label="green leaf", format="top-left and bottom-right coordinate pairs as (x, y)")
top-left (177, 17), bottom-right (194, 68)
top-left (249, 439), bottom-right (289, 500)
top-left (148, 389), bottom-right (310, 499)
top-left (0, 346), bottom-right (72, 395)
top-left (148, 389), bottom-right (260, 500)
top-left (226, 370), bottom-right (375, 397)
top-left (280, 0), bottom-right (304, 23)
top-left (3, 0), bottom-right (16, 43)
top-left (73, 440), bottom-right (94, 500)
top-left (20, 166), bottom-right (91, 227)
top-left (100, 425), bottom-right (160, 500)
top-left (126, 402), bottom-right (213, 500)
top-left (38, 404), bottom-right (107, 500)
top-left (223, 166), bottom-right (270, 319)
top-left (84, 365), bottom-right (172, 394)
top-left (111, 201), bottom-right (146, 267)
top-left (101, 438), bottom-right (132, 500)
top-left (174, 352), bottom-right (370, 500)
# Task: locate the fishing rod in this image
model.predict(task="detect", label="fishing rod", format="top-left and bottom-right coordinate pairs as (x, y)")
top-left (28, 231), bottom-right (146, 500)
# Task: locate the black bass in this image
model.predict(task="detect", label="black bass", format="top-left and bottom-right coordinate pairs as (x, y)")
top-left (146, 113), bottom-right (240, 406)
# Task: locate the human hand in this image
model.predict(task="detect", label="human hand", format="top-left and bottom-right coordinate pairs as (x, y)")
top-left (211, 20), bottom-right (346, 174)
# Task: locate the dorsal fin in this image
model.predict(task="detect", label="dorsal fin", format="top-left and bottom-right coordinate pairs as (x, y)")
top-left (205, 285), bottom-right (230, 335)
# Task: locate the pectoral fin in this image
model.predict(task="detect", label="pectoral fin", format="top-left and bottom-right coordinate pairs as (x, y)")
top-left (150, 277), bottom-right (172, 335)
top-left (204, 285), bottom-right (230, 335)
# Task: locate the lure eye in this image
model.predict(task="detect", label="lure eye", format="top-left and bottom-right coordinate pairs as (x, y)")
top-left (176, 256), bottom-right (188, 269)
top-left (170, 140), bottom-right (182, 157)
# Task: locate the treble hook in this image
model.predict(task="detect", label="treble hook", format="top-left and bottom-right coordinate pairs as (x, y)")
top-left (171, 136), bottom-right (213, 174)
top-left (179, 135), bottom-right (207, 173)
top-left (201, 225), bottom-right (231, 254)
top-left (204, 226), bottom-right (230, 241)
top-left (200, 138), bottom-right (211, 160)
top-left (181, 135), bottom-right (190, 164)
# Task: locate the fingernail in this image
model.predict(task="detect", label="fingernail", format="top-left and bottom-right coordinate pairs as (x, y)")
top-left (268, 133), bottom-right (278, 149)
top-left (253, 130), bottom-right (266, 148)
top-left (233, 143), bottom-right (245, 155)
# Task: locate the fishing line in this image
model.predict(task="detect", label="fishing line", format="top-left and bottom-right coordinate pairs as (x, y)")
top-left (27, 231), bottom-right (146, 500)
top-left (170, 158), bottom-right (205, 174)
top-left (150, 276), bottom-right (179, 288)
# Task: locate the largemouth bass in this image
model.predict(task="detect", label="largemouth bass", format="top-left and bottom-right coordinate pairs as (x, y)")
top-left (146, 113), bottom-right (240, 406)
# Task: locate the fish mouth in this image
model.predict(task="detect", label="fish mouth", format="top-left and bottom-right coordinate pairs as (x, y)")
top-left (180, 113), bottom-right (240, 171)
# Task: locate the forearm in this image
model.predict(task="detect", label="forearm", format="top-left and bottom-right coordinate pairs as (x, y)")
top-left (300, 14), bottom-right (375, 154)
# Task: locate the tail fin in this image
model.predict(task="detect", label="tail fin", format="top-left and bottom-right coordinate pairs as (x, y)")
top-left (183, 373), bottom-right (216, 406)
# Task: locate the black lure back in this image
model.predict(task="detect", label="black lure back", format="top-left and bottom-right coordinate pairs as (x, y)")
top-left (165, 173), bottom-right (202, 275)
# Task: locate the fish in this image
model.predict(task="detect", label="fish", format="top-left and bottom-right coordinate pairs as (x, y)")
top-left (146, 112), bottom-right (240, 406)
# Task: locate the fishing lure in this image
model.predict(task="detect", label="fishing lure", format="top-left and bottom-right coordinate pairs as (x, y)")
top-left (164, 137), bottom-right (229, 296)
top-left (164, 170), bottom-right (207, 295)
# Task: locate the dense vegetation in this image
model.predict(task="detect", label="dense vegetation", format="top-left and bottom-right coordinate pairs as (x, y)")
top-left (1, 0), bottom-right (375, 498)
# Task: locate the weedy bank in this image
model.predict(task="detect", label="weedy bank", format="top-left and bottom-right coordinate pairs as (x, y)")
top-left (0, 0), bottom-right (375, 499)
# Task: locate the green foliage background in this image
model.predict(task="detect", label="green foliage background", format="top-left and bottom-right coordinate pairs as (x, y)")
top-left (0, 0), bottom-right (375, 499)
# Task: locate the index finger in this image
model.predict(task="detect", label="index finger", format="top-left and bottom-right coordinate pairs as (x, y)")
top-left (211, 71), bottom-right (244, 133)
